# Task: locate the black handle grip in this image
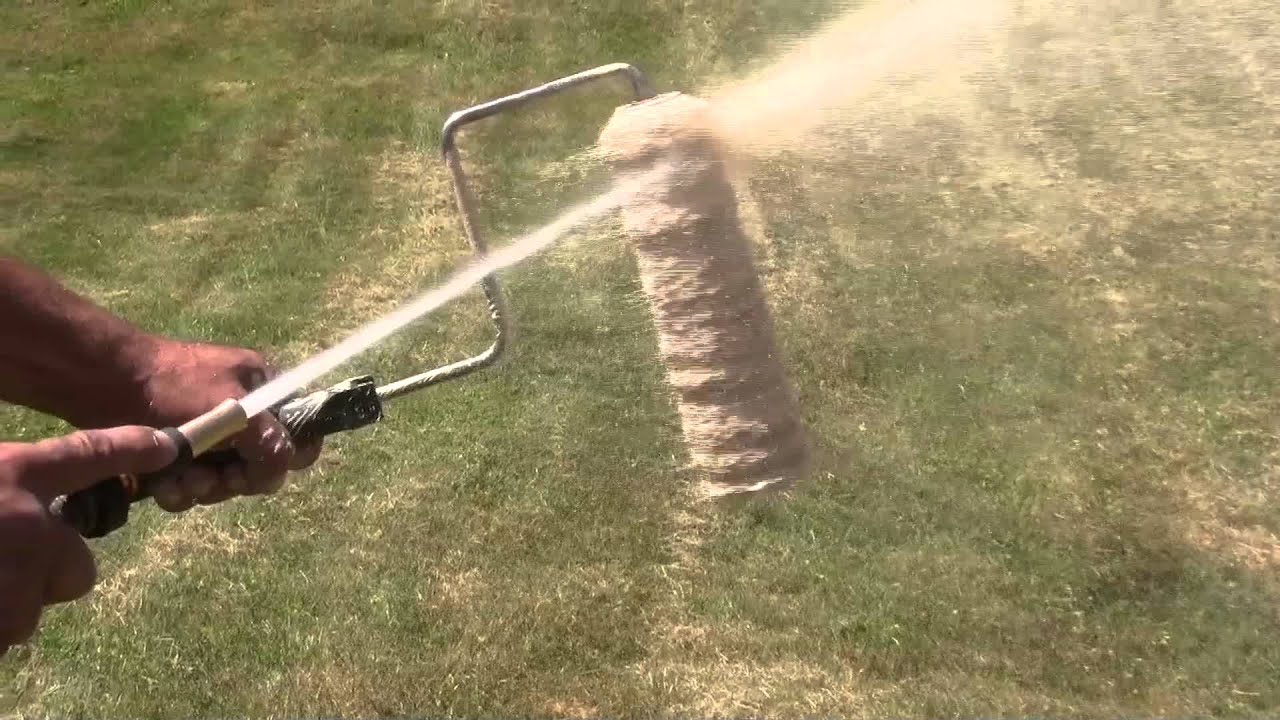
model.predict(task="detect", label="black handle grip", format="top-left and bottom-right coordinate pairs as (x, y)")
top-left (52, 375), bottom-right (383, 538)
top-left (183, 382), bottom-right (382, 470)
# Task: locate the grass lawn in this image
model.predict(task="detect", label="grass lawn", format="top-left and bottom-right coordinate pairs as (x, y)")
top-left (3, 0), bottom-right (1279, 716)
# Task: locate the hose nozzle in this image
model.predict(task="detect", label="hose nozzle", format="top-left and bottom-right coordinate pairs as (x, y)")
top-left (175, 398), bottom-right (249, 458)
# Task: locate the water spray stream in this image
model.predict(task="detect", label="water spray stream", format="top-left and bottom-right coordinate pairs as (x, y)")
top-left (240, 163), bottom-right (669, 417)
top-left (56, 0), bottom-right (1025, 538)
top-left (247, 0), bottom-right (1011, 418)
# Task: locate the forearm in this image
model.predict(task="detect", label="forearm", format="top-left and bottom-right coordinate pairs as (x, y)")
top-left (0, 257), bottom-right (157, 427)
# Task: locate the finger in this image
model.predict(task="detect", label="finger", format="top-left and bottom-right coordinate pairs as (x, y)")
top-left (190, 461), bottom-right (241, 505)
top-left (195, 479), bottom-right (235, 506)
top-left (0, 564), bottom-right (44, 651)
top-left (235, 356), bottom-right (273, 393)
top-left (0, 487), bottom-right (51, 647)
top-left (225, 457), bottom-right (250, 496)
top-left (42, 522), bottom-right (96, 605)
top-left (178, 465), bottom-right (219, 504)
top-left (289, 440), bottom-right (323, 471)
top-left (22, 427), bottom-right (178, 501)
top-left (232, 414), bottom-right (292, 496)
top-left (149, 477), bottom-right (196, 513)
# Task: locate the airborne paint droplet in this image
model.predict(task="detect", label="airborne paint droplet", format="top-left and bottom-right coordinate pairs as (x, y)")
top-left (707, 0), bottom-right (1009, 155)
top-left (245, 0), bottom-right (1011, 423)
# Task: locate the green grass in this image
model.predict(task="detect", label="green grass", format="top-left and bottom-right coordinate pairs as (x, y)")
top-left (3, 0), bottom-right (1280, 717)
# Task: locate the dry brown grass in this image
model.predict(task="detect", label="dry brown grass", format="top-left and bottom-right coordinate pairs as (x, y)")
top-left (538, 697), bottom-right (601, 718)
top-left (321, 141), bottom-right (464, 322)
top-left (89, 513), bottom-right (264, 620)
top-left (647, 657), bottom-right (884, 717)
top-left (6, 0), bottom-right (1280, 716)
top-left (275, 658), bottom-right (383, 717)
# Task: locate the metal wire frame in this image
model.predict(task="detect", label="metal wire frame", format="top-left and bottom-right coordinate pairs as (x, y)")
top-left (377, 63), bottom-right (655, 400)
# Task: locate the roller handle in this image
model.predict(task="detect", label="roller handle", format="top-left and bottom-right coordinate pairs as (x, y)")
top-left (52, 375), bottom-right (383, 539)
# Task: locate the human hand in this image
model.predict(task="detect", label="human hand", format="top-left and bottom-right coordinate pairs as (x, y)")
top-left (128, 339), bottom-right (323, 512)
top-left (0, 426), bottom-right (176, 657)
top-left (72, 338), bottom-right (322, 513)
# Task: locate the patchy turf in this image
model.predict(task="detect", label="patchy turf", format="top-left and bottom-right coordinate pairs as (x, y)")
top-left (2, 0), bottom-right (1279, 717)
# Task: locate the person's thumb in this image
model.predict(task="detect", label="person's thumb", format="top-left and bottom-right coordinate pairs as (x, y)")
top-left (18, 426), bottom-right (178, 501)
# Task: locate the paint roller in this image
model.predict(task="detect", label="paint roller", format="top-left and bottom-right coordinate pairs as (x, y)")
top-left (54, 66), bottom-right (809, 538)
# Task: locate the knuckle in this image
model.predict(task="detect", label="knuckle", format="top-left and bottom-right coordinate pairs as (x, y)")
top-left (69, 430), bottom-right (114, 462)
top-left (234, 420), bottom-right (280, 462)
top-left (258, 414), bottom-right (286, 436)
top-left (235, 355), bottom-right (271, 391)
top-left (235, 346), bottom-right (268, 369)
top-left (0, 445), bottom-right (24, 483)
